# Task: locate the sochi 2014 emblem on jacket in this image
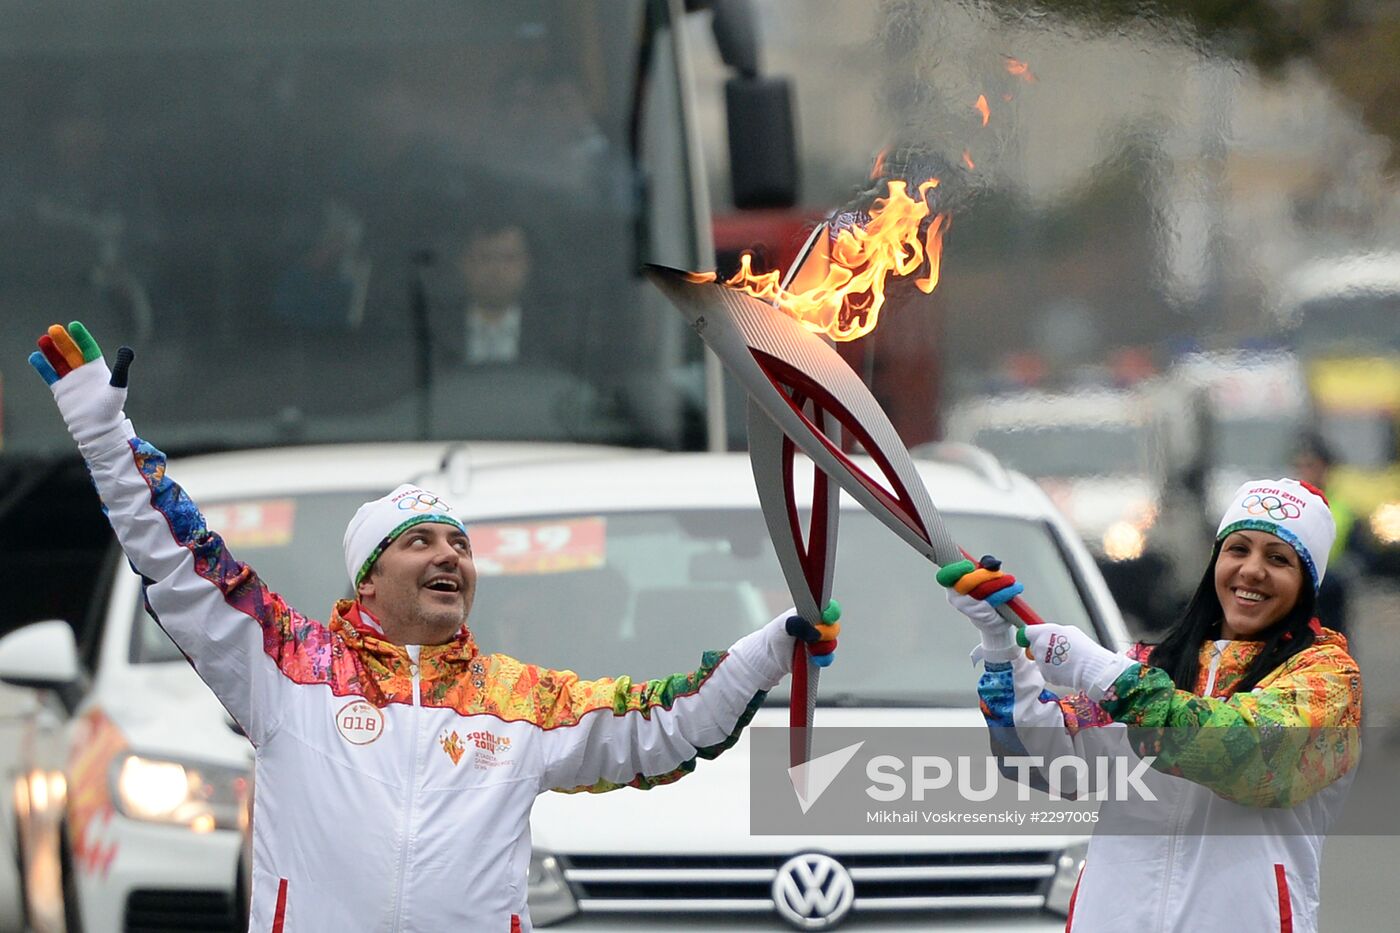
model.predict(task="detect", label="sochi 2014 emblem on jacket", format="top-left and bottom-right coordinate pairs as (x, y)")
top-left (439, 730), bottom-right (466, 765)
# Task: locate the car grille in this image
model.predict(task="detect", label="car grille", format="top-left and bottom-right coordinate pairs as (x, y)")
top-left (123, 889), bottom-right (241, 932)
top-left (561, 850), bottom-right (1057, 915)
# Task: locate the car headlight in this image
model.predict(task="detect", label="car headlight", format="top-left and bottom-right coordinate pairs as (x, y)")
top-left (1044, 841), bottom-right (1087, 916)
top-left (110, 753), bottom-right (248, 832)
top-left (1102, 521), bottom-right (1146, 561)
top-left (527, 850), bottom-right (579, 926)
top-left (1371, 502), bottom-right (1400, 546)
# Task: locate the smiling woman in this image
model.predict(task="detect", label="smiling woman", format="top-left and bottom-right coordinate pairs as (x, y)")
top-left (944, 474), bottom-right (1363, 933)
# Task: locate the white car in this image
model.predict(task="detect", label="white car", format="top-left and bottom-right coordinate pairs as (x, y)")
top-left (0, 439), bottom-right (1129, 932)
top-left (0, 684), bottom-right (33, 932)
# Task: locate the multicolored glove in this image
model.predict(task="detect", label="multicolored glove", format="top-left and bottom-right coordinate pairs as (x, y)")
top-left (1018, 622), bottom-right (1135, 700)
top-left (936, 555), bottom-right (1022, 654)
top-left (785, 599), bottom-right (841, 668)
top-left (28, 322), bottom-right (135, 451)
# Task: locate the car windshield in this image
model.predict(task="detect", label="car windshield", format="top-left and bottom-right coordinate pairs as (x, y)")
top-left (132, 501), bottom-right (1098, 708)
top-left (0, 0), bottom-right (704, 458)
top-left (129, 490), bottom-right (372, 665)
top-left (971, 424), bottom-right (1148, 479)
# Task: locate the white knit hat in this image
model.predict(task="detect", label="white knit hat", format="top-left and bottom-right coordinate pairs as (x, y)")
top-left (343, 484), bottom-right (467, 587)
top-left (1215, 478), bottom-right (1335, 591)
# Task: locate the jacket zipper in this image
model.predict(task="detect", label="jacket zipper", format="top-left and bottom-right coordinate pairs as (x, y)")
top-left (1150, 779), bottom-right (1192, 930)
top-left (1203, 641), bottom-right (1225, 696)
top-left (1150, 642), bottom-right (1225, 930)
top-left (389, 659), bottom-right (423, 932)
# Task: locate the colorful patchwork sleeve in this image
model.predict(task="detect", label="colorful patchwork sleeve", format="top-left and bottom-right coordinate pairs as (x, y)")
top-left (978, 660), bottom-right (1055, 795)
top-left (539, 618), bottom-right (792, 794)
top-left (82, 436), bottom-right (319, 745)
top-left (978, 649), bottom-right (1129, 799)
top-left (1097, 645), bottom-right (1362, 807)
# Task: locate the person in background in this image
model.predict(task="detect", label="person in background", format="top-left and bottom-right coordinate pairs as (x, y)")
top-left (270, 200), bottom-right (372, 332)
top-left (438, 220), bottom-right (578, 372)
top-left (1293, 431), bottom-right (1355, 639)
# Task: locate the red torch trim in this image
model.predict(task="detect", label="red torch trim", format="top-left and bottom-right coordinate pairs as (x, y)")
top-left (751, 349), bottom-right (929, 542)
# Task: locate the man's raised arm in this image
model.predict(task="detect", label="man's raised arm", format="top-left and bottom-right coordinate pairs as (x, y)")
top-left (30, 322), bottom-right (312, 745)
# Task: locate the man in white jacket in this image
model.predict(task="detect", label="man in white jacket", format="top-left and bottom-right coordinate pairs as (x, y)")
top-left (29, 321), bottom-right (840, 932)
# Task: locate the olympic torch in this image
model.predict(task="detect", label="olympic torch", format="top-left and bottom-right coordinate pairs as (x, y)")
top-left (742, 226), bottom-right (842, 784)
top-left (645, 256), bottom-right (1048, 697)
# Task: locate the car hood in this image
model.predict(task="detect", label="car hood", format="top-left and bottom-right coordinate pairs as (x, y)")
top-left (91, 662), bottom-right (254, 770)
top-left (529, 706), bottom-right (1078, 855)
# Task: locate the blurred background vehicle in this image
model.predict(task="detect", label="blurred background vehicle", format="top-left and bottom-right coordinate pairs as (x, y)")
top-left (0, 437), bottom-right (1129, 931)
top-left (0, 684), bottom-right (31, 932)
top-left (1163, 350), bottom-right (1311, 520)
top-left (1306, 356), bottom-right (1400, 577)
top-left (1273, 253), bottom-right (1400, 580)
top-left (0, 0), bottom-right (801, 642)
top-left (942, 387), bottom-right (1202, 632)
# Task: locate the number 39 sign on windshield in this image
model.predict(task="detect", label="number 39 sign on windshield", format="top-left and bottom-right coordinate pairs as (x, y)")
top-left (469, 517), bottom-right (607, 577)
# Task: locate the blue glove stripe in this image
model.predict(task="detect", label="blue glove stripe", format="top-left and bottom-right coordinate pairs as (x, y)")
top-left (29, 351), bottom-right (59, 386)
top-left (812, 653), bottom-right (836, 668)
top-left (985, 580), bottom-right (1024, 607)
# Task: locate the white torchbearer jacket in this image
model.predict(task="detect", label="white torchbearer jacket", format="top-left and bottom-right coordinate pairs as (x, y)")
top-left (975, 631), bottom-right (1360, 933)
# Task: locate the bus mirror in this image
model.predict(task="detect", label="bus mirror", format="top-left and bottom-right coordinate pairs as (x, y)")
top-left (726, 74), bottom-right (799, 209)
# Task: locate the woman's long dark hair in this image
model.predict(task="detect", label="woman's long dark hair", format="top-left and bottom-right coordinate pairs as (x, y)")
top-left (1147, 542), bottom-right (1318, 695)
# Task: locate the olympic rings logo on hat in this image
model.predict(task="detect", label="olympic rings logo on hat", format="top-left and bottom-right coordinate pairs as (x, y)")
top-left (396, 492), bottom-right (451, 513)
top-left (1044, 633), bottom-right (1071, 667)
top-left (1242, 494), bottom-right (1300, 521)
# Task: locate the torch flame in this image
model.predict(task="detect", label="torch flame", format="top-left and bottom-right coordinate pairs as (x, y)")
top-left (974, 95), bottom-right (990, 127)
top-left (870, 148), bottom-right (888, 180)
top-left (1005, 57), bottom-right (1036, 82)
top-left (721, 179), bottom-right (949, 341)
top-left (962, 150), bottom-right (976, 171)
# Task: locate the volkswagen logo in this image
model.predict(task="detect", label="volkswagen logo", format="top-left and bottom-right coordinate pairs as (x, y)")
top-left (772, 852), bottom-right (855, 930)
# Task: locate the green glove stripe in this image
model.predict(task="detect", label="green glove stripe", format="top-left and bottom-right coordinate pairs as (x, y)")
top-left (936, 559), bottom-right (977, 588)
top-left (68, 321), bottom-right (102, 363)
top-left (821, 598), bottom-right (842, 624)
